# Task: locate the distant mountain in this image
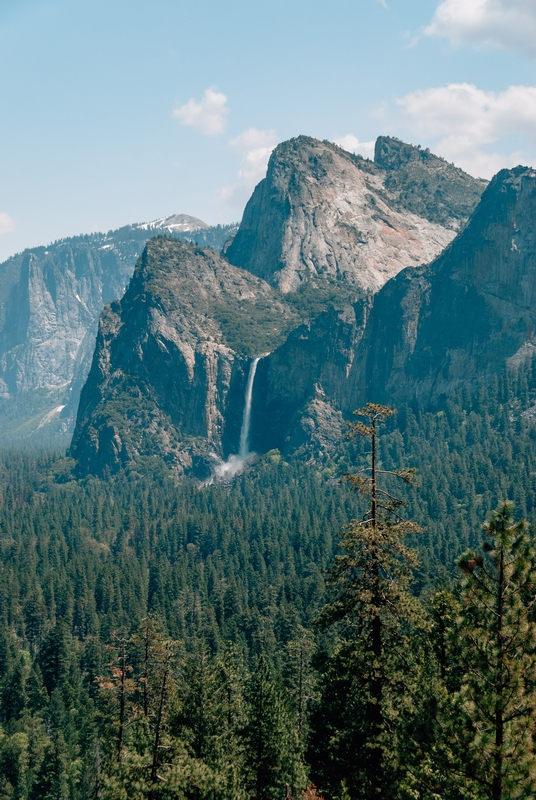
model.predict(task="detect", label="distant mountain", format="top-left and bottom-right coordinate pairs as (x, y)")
top-left (0, 218), bottom-right (237, 444)
top-left (136, 213), bottom-right (209, 233)
top-left (226, 135), bottom-right (486, 293)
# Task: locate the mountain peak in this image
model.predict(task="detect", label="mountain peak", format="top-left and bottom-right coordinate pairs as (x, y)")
top-left (226, 134), bottom-right (485, 294)
top-left (136, 214), bottom-right (209, 233)
top-left (350, 164), bottom-right (536, 408)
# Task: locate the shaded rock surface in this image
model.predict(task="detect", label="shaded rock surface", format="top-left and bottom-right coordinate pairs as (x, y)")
top-left (0, 218), bottom-right (236, 443)
top-left (250, 166), bottom-right (536, 458)
top-left (250, 303), bottom-right (368, 454)
top-left (352, 166), bottom-right (536, 407)
top-left (69, 238), bottom-right (298, 477)
top-left (226, 135), bottom-right (486, 293)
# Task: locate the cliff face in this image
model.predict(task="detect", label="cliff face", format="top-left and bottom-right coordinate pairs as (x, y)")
top-left (69, 238), bottom-right (298, 477)
top-left (241, 166), bottom-right (536, 456)
top-left (350, 166), bottom-right (536, 407)
top-left (226, 136), bottom-right (486, 294)
top-left (250, 303), bottom-right (368, 455)
top-left (66, 136), bottom-right (510, 475)
top-left (0, 218), bottom-right (236, 443)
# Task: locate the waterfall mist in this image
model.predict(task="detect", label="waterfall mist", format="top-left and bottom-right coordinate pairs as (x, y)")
top-left (208, 354), bottom-right (267, 482)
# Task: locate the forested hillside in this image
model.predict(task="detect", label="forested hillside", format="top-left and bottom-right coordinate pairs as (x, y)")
top-left (1, 364), bottom-right (536, 798)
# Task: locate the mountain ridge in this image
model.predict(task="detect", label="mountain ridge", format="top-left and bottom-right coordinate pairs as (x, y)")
top-left (69, 237), bottom-right (298, 477)
top-left (226, 135), bottom-right (486, 293)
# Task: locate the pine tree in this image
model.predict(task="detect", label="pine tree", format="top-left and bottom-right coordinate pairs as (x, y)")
top-left (29, 730), bottom-right (70, 800)
top-left (313, 404), bottom-right (426, 799)
top-left (454, 502), bottom-right (536, 799)
top-left (243, 656), bottom-right (306, 800)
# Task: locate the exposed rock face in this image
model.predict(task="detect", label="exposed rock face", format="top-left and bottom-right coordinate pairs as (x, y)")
top-left (352, 166), bottom-right (536, 407)
top-left (226, 136), bottom-right (486, 294)
top-left (0, 218), bottom-right (236, 443)
top-left (69, 238), bottom-right (298, 477)
top-left (0, 239), bottom-right (134, 398)
top-left (71, 162), bottom-right (536, 475)
top-left (250, 303), bottom-right (368, 454)
top-left (70, 146), bottom-right (507, 474)
top-left (250, 166), bottom-right (536, 457)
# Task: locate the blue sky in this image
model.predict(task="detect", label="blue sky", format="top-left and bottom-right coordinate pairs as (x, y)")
top-left (0, 0), bottom-right (535, 260)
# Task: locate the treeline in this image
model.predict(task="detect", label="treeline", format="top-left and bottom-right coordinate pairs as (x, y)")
top-left (1, 368), bottom-right (536, 797)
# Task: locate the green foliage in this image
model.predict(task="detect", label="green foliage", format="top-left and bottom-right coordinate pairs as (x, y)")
top-left (210, 297), bottom-right (298, 357)
top-left (456, 503), bottom-right (536, 799)
top-left (243, 657), bottom-right (306, 800)
top-left (283, 281), bottom-right (358, 322)
top-left (313, 404), bottom-right (427, 799)
top-left (1, 368), bottom-right (536, 796)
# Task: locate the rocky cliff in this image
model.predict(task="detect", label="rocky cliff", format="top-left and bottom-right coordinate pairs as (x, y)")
top-left (69, 238), bottom-right (298, 477)
top-left (248, 165), bottom-right (536, 458)
top-left (351, 166), bottom-right (536, 407)
top-left (226, 136), bottom-right (486, 293)
top-left (0, 217), bottom-right (236, 443)
top-left (66, 136), bottom-right (499, 475)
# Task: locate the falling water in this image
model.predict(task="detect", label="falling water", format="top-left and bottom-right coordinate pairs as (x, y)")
top-left (208, 353), bottom-right (268, 481)
top-left (238, 355), bottom-right (261, 458)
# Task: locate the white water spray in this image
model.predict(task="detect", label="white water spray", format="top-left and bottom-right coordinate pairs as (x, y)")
top-left (238, 355), bottom-right (261, 459)
top-left (209, 354), bottom-right (268, 481)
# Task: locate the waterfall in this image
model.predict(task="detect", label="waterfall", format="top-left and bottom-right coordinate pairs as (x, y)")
top-left (208, 353), bottom-right (267, 482)
top-left (239, 355), bottom-right (261, 458)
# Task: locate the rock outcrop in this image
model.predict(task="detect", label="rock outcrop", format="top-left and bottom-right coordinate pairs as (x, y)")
top-left (249, 165), bottom-right (536, 457)
top-left (250, 303), bottom-right (368, 454)
top-left (69, 238), bottom-right (298, 477)
top-left (226, 136), bottom-right (486, 293)
top-left (351, 166), bottom-right (536, 407)
top-left (0, 218), bottom-right (236, 443)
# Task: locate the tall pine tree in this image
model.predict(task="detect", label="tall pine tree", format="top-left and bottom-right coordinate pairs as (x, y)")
top-left (313, 404), bottom-right (427, 799)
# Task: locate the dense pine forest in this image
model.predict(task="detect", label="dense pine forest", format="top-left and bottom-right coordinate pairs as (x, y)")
top-left (2, 366), bottom-right (536, 799)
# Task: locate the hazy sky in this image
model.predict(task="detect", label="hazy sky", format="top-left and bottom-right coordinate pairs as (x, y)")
top-left (0, 0), bottom-right (535, 260)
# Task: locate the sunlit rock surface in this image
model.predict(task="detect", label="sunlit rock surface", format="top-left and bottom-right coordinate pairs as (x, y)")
top-left (226, 135), bottom-right (486, 293)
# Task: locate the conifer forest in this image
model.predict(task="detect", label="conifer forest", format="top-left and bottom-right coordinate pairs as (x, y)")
top-left (2, 365), bottom-right (536, 799)
top-left (3, 0), bottom-right (536, 793)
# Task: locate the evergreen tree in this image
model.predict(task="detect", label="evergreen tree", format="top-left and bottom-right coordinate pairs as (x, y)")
top-left (313, 404), bottom-right (426, 799)
top-left (454, 502), bottom-right (536, 799)
top-left (38, 624), bottom-right (71, 697)
top-left (243, 656), bottom-right (305, 800)
top-left (29, 730), bottom-right (70, 800)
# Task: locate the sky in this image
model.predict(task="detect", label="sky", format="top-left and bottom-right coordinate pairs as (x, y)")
top-left (0, 0), bottom-right (535, 261)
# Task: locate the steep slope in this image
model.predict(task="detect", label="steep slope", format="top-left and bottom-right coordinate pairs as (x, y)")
top-left (249, 165), bottom-right (536, 456)
top-left (0, 218), bottom-right (236, 443)
top-left (373, 136), bottom-right (486, 227)
top-left (69, 238), bottom-right (298, 477)
top-left (352, 165), bottom-right (536, 407)
top-left (226, 136), bottom-right (486, 293)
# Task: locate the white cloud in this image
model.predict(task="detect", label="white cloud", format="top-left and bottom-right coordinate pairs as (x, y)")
top-left (0, 213), bottom-right (14, 234)
top-left (334, 134), bottom-right (375, 160)
top-left (397, 83), bottom-right (536, 177)
top-left (218, 128), bottom-right (277, 207)
top-left (172, 87), bottom-right (229, 135)
top-left (426, 0), bottom-right (536, 57)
